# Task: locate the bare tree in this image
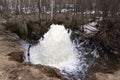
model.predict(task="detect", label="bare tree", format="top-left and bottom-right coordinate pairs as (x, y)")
top-left (50, 0), bottom-right (55, 21)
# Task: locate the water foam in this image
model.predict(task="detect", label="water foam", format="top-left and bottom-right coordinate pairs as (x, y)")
top-left (20, 24), bottom-right (100, 80)
top-left (29, 24), bottom-right (80, 72)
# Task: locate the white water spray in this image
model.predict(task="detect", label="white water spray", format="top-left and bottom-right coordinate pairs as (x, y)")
top-left (29, 24), bottom-right (80, 72)
top-left (20, 24), bottom-right (99, 79)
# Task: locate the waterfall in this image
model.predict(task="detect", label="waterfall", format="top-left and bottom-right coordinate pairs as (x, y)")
top-left (21, 24), bottom-right (99, 80)
top-left (29, 24), bottom-right (80, 72)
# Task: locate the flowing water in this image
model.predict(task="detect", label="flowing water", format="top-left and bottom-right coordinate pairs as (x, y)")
top-left (21, 24), bottom-right (99, 80)
top-left (30, 24), bottom-right (80, 71)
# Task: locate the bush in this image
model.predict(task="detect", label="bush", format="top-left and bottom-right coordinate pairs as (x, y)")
top-left (95, 16), bottom-right (120, 54)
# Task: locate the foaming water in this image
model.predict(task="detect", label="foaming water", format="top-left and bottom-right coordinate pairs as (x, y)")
top-left (22, 24), bottom-right (99, 79)
top-left (29, 24), bottom-right (80, 72)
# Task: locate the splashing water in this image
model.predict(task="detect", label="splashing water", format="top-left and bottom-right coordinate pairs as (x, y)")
top-left (29, 24), bottom-right (80, 72)
top-left (22, 24), bottom-right (99, 79)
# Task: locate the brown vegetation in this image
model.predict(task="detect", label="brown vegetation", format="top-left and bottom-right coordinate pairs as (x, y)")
top-left (94, 0), bottom-right (120, 54)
